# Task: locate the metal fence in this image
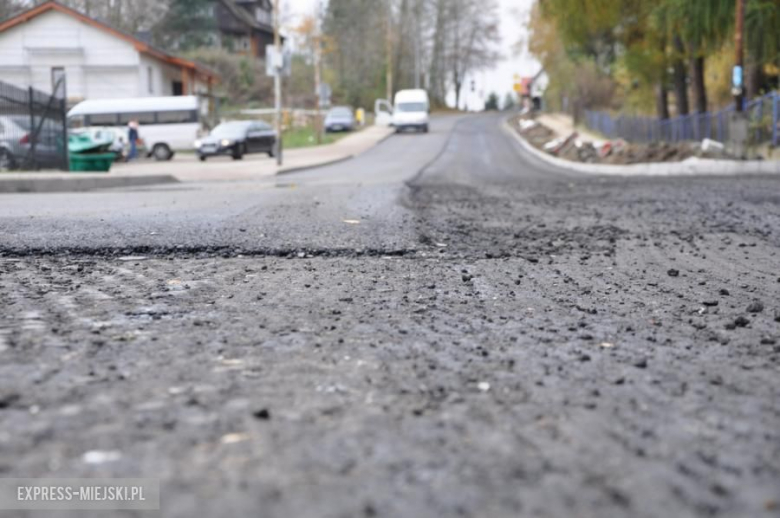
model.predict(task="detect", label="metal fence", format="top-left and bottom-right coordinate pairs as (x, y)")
top-left (0, 78), bottom-right (69, 171)
top-left (585, 91), bottom-right (780, 147)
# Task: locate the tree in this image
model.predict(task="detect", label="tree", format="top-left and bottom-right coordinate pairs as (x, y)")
top-left (182, 48), bottom-right (272, 107)
top-left (31, 0), bottom-right (167, 36)
top-left (155, 0), bottom-right (216, 51)
top-left (651, 0), bottom-right (733, 115)
top-left (503, 92), bottom-right (517, 111)
top-left (744, 0), bottom-right (780, 99)
top-left (526, 1), bottom-right (618, 121)
top-left (484, 92), bottom-right (499, 111)
top-left (530, 0), bottom-right (777, 120)
top-left (0, 0), bottom-right (26, 21)
top-left (323, 0), bottom-right (388, 108)
top-left (445, 0), bottom-right (501, 109)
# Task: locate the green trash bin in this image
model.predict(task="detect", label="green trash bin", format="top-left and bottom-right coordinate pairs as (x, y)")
top-left (69, 152), bottom-right (116, 172)
top-left (68, 133), bottom-right (116, 172)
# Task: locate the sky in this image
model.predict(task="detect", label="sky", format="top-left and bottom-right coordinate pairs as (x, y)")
top-left (285, 0), bottom-right (540, 110)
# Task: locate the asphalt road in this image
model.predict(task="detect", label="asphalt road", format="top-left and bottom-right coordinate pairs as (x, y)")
top-left (1, 114), bottom-right (779, 518)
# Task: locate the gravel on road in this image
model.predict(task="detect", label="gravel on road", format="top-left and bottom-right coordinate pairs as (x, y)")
top-left (0, 114), bottom-right (778, 518)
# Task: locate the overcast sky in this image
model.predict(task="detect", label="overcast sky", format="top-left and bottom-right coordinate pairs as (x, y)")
top-left (285, 0), bottom-right (540, 109)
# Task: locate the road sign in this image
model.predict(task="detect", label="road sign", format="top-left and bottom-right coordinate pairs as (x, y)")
top-left (266, 46), bottom-right (291, 77)
top-left (318, 83), bottom-right (332, 108)
top-left (732, 66), bottom-right (743, 88)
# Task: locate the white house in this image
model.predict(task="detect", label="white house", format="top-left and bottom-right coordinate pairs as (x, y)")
top-left (0, 1), bottom-right (219, 104)
top-left (530, 70), bottom-right (549, 100)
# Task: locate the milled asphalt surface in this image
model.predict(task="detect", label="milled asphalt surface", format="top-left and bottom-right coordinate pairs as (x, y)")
top-left (1, 114), bottom-right (779, 518)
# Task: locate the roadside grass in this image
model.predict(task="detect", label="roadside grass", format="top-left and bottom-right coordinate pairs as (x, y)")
top-left (282, 127), bottom-right (348, 149)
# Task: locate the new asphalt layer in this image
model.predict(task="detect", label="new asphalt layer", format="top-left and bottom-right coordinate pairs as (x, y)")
top-left (1, 114), bottom-right (778, 518)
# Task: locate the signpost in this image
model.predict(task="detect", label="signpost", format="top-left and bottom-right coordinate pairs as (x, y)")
top-left (318, 83), bottom-right (332, 108)
top-left (313, 3), bottom-right (325, 145)
top-left (273, 0), bottom-right (282, 166)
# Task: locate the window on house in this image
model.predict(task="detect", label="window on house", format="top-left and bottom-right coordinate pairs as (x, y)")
top-left (256, 7), bottom-right (271, 25)
top-left (147, 66), bottom-right (153, 94)
top-left (172, 81), bottom-right (183, 96)
top-left (51, 67), bottom-right (65, 97)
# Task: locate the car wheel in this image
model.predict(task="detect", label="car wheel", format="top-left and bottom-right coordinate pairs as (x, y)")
top-left (232, 145), bottom-right (244, 160)
top-left (422, 125), bottom-right (429, 133)
top-left (152, 144), bottom-right (172, 161)
top-left (0, 148), bottom-right (16, 170)
top-left (198, 155), bottom-right (207, 162)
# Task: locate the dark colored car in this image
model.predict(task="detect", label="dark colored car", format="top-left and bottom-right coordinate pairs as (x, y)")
top-left (324, 106), bottom-right (355, 132)
top-left (195, 121), bottom-right (276, 161)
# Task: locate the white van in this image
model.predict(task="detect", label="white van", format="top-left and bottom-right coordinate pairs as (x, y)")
top-left (392, 89), bottom-right (430, 133)
top-left (67, 96), bottom-right (204, 161)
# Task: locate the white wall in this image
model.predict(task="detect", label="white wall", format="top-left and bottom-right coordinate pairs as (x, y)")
top-left (0, 10), bottom-right (173, 102)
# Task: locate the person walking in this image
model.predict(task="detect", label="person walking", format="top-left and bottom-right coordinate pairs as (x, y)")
top-left (127, 120), bottom-right (140, 161)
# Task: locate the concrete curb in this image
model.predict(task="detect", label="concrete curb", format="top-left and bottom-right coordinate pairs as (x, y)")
top-left (277, 155), bottom-right (356, 176)
top-left (503, 119), bottom-right (780, 176)
top-left (277, 127), bottom-right (395, 176)
top-left (0, 174), bottom-right (179, 194)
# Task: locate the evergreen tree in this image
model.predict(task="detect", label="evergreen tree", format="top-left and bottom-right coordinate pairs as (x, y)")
top-left (484, 92), bottom-right (500, 111)
top-left (503, 92), bottom-right (517, 111)
top-left (155, 0), bottom-right (218, 51)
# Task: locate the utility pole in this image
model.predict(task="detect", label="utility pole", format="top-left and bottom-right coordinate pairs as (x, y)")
top-left (273, 0), bottom-right (283, 165)
top-left (386, 1), bottom-right (393, 102)
top-left (729, 0), bottom-right (748, 157)
top-left (413, 5), bottom-right (421, 89)
top-left (314, 0), bottom-right (323, 145)
top-left (734, 0), bottom-right (745, 111)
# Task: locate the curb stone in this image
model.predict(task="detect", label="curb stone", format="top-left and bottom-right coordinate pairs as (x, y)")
top-left (277, 155), bottom-right (355, 176)
top-left (0, 174), bottom-right (179, 194)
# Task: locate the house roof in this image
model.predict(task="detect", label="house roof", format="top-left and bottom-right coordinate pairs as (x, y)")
top-left (220, 0), bottom-right (274, 34)
top-left (0, 1), bottom-right (219, 83)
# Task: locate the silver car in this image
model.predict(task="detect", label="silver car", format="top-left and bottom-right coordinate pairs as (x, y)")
top-left (324, 106), bottom-right (355, 133)
top-left (0, 115), bottom-right (63, 169)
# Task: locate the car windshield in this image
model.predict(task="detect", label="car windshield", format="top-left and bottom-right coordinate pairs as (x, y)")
top-left (396, 102), bottom-right (427, 113)
top-left (210, 122), bottom-right (250, 139)
top-left (328, 108), bottom-right (352, 118)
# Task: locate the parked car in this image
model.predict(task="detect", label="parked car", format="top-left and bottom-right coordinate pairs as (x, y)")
top-left (194, 121), bottom-right (276, 161)
top-left (0, 115), bottom-right (64, 169)
top-left (392, 89), bottom-right (430, 133)
top-left (324, 106), bottom-right (356, 132)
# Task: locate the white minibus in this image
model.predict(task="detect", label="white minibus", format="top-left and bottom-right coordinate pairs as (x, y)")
top-left (67, 96), bottom-right (204, 161)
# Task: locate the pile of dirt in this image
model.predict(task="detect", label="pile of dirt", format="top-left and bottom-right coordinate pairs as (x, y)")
top-left (603, 141), bottom-right (698, 164)
top-left (516, 119), bottom-right (555, 148)
top-left (512, 115), bottom-right (738, 165)
top-left (559, 142), bottom-right (600, 163)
